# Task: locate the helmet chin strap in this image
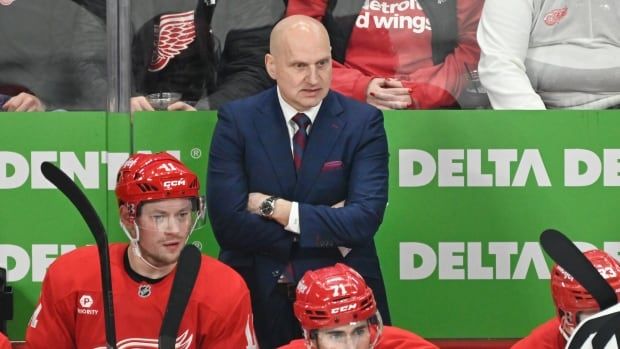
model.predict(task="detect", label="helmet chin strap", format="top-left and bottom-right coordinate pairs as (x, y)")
top-left (120, 219), bottom-right (165, 271)
top-left (559, 323), bottom-right (571, 341)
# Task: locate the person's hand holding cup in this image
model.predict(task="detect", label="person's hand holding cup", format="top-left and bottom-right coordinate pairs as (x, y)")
top-left (130, 92), bottom-right (197, 112)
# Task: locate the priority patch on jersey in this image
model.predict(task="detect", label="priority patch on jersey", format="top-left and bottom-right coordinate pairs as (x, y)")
top-left (79, 294), bottom-right (94, 308)
top-left (148, 10), bottom-right (196, 72)
top-left (77, 294), bottom-right (99, 316)
top-left (544, 6), bottom-right (568, 26)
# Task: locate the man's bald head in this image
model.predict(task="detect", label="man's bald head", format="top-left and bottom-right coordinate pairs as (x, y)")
top-left (269, 15), bottom-right (330, 56)
top-left (264, 15), bottom-right (332, 112)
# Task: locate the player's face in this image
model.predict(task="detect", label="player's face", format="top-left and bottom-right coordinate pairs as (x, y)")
top-left (135, 198), bottom-right (194, 267)
top-left (314, 322), bottom-right (371, 349)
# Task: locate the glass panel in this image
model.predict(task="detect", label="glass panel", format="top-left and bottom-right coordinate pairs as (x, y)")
top-left (0, 0), bottom-right (108, 111)
top-left (126, 0), bottom-right (283, 112)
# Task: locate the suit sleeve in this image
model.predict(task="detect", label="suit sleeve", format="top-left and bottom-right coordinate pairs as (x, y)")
top-left (207, 105), bottom-right (292, 255)
top-left (402, 0), bottom-right (485, 109)
top-left (299, 107), bottom-right (389, 248)
top-left (477, 0), bottom-right (546, 109)
top-left (25, 266), bottom-right (74, 348)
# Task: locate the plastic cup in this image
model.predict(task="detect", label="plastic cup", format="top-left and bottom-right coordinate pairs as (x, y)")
top-left (146, 92), bottom-right (182, 111)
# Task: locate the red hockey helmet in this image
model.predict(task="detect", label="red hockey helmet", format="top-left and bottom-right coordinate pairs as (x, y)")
top-left (551, 249), bottom-right (620, 337)
top-left (115, 152), bottom-right (200, 221)
top-left (294, 263), bottom-right (380, 330)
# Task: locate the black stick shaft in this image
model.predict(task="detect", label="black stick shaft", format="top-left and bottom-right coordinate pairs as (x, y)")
top-left (159, 244), bottom-right (201, 349)
top-left (41, 162), bottom-right (117, 349)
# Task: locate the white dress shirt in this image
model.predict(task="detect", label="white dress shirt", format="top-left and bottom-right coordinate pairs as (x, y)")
top-left (276, 88), bottom-right (351, 257)
top-left (276, 87), bottom-right (321, 234)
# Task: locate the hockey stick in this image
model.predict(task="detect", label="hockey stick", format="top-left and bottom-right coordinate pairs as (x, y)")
top-left (540, 229), bottom-right (617, 309)
top-left (40, 162), bottom-right (117, 349)
top-left (540, 229), bottom-right (619, 349)
top-left (159, 244), bottom-right (201, 349)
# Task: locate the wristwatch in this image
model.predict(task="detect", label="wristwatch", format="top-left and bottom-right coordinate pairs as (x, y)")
top-left (259, 196), bottom-right (279, 217)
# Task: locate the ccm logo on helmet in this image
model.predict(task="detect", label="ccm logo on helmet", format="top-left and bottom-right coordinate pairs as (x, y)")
top-left (331, 304), bottom-right (357, 314)
top-left (163, 179), bottom-right (186, 189)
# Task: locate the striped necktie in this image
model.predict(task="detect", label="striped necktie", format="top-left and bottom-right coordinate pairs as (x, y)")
top-left (292, 113), bottom-right (311, 172)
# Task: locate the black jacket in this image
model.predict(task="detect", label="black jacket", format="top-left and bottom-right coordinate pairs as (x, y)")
top-left (132, 1), bottom-right (217, 102)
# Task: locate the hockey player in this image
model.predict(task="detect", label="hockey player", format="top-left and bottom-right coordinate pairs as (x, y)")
top-left (279, 263), bottom-right (437, 349)
top-left (512, 249), bottom-right (620, 349)
top-left (25, 152), bottom-right (258, 348)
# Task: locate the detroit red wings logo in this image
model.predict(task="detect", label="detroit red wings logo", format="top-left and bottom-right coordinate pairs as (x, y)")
top-left (94, 329), bottom-right (193, 348)
top-left (0, 0), bottom-right (15, 6)
top-left (148, 10), bottom-right (196, 72)
top-left (543, 6), bottom-right (568, 26)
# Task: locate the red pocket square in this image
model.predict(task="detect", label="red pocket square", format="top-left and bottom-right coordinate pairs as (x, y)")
top-left (322, 160), bottom-right (343, 172)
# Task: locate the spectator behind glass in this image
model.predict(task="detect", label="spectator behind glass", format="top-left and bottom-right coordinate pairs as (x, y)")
top-left (511, 249), bottom-right (620, 349)
top-left (477, 0), bottom-right (620, 109)
top-left (73, 0), bottom-right (280, 112)
top-left (279, 264), bottom-right (437, 349)
top-left (73, 0), bottom-right (215, 112)
top-left (195, 0), bottom-right (283, 110)
top-left (0, 85), bottom-right (45, 112)
top-left (286, 0), bottom-right (486, 110)
top-left (0, 0), bottom-right (88, 110)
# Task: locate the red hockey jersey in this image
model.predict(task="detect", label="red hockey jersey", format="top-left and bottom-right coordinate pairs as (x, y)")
top-left (25, 243), bottom-right (257, 349)
top-left (278, 326), bottom-right (438, 349)
top-left (511, 317), bottom-right (565, 349)
top-left (0, 332), bottom-right (10, 349)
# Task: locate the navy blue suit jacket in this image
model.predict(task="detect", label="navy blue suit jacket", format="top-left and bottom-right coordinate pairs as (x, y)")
top-left (207, 87), bottom-right (391, 329)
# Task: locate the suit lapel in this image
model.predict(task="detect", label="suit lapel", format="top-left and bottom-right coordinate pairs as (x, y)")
top-left (254, 88), bottom-right (297, 196)
top-left (295, 91), bottom-right (346, 200)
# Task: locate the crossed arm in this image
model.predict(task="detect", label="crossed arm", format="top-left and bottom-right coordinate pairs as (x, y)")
top-left (207, 106), bottom-right (388, 256)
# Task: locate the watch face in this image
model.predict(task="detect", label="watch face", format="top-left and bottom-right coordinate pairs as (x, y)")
top-left (260, 199), bottom-right (274, 216)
